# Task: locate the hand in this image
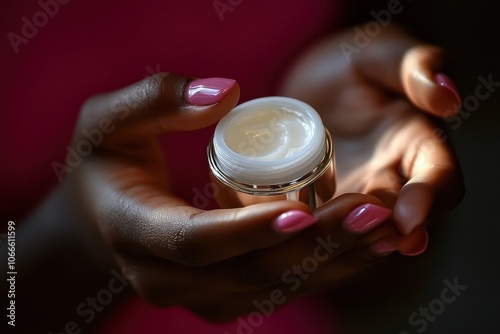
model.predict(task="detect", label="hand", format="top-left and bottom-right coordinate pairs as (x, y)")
top-left (281, 25), bottom-right (464, 255)
top-left (71, 73), bottom-right (406, 321)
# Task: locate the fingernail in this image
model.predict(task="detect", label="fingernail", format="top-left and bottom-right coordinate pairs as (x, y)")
top-left (370, 239), bottom-right (398, 256)
top-left (400, 230), bottom-right (429, 256)
top-left (272, 210), bottom-right (318, 233)
top-left (184, 77), bottom-right (236, 106)
top-left (344, 204), bottom-right (392, 234)
top-left (435, 73), bottom-right (461, 113)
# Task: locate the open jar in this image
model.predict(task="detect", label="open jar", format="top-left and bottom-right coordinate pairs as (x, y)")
top-left (207, 97), bottom-right (336, 209)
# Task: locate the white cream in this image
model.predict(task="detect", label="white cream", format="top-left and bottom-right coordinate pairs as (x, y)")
top-left (211, 97), bottom-right (327, 186)
top-left (223, 107), bottom-right (313, 160)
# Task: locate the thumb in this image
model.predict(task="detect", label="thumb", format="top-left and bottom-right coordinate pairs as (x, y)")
top-left (76, 74), bottom-right (239, 145)
top-left (353, 26), bottom-right (461, 117)
top-left (400, 45), bottom-right (462, 117)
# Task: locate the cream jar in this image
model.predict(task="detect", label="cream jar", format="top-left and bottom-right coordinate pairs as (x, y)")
top-left (207, 97), bottom-right (335, 209)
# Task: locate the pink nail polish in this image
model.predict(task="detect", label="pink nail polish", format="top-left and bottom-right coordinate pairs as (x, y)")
top-left (435, 73), bottom-right (462, 110)
top-left (272, 210), bottom-right (318, 233)
top-left (370, 239), bottom-right (398, 256)
top-left (184, 77), bottom-right (236, 106)
top-left (344, 204), bottom-right (392, 234)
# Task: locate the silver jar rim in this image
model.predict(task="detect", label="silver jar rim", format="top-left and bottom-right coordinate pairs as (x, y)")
top-left (208, 128), bottom-right (334, 195)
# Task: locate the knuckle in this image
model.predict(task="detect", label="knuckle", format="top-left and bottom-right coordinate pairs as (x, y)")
top-left (167, 222), bottom-right (207, 267)
top-left (107, 209), bottom-right (211, 267)
top-left (139, 72), bottom-right (185, 133)
top-left (140, 72), bottom-right (175, 110)
top-left (77, 73), bottom-right (177, 133)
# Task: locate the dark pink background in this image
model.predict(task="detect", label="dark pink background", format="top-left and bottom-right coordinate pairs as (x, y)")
top-left (0, 0), bottom-right (342, 220)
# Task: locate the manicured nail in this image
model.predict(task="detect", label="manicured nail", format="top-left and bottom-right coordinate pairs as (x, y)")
top-left (184, 77), bottom-right (236, 106)
top-left (344, 204), bottom-right (392, 234)
top-left (435, 73), bottom-right (461, 112)
top-left (370, 239), bottom-right (398, 256)
top-left (400, 230), bottom-right (429, 256)
top-left (272, 210), bottom-right (318, 233)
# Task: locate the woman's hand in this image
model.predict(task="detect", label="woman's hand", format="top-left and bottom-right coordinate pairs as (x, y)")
top-left (281, 24), bottom-right (464, 254)
top-left (71, 74), bottom-right (401, 321)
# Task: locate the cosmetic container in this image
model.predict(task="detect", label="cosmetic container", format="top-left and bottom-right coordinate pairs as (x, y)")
top-left (208, 97), bottom-right (335, 209)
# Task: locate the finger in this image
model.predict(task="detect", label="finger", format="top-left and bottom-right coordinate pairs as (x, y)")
top-left (315, 193), bottom-right (392, 240)
top-left (398, 226), bottom-right (429, 256)
top-left (104, 184), bottom-right (390, 275)
top-left (300, 246), bottom-right (387, 291)
top-left (401, 45), bottom-right (462, 117)
top-left (119, 221), bottom-right (399, 314)
top-left (280, 193), bottom-right (393, 264)
top-left (352, 26), bottom-right (461, 117)
top-left (369, 225), bottom-right (429, 256)
top-left (362, 168), bottom-right (407, 208)
top-left (394, 118), bottom-right (464, 234)
top-left (99, 180), bottom-right (318, 266)
top-left (188, 241), bottom-right (393, 323)
top-left (212, 194), bottom-right (394, 293)
top-left (229, 245), bottom-right (387, 307)
top-left (184, 248), bottom-right (386, 323)
top-left (76, 74), bottom-right (240, 146)
top-left (207, 194), bottom-right (394, 291)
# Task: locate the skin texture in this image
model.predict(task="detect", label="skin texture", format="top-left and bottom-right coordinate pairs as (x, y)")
top-left (0, 24), bottom-right (464, 330)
